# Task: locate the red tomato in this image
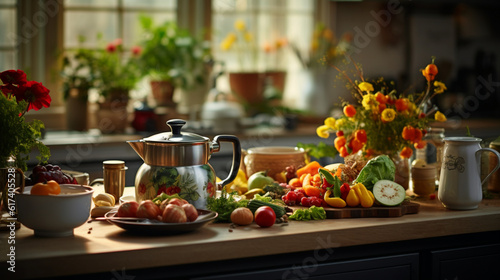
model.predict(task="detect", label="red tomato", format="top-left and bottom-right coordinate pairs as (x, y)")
top-left (116, 201), bottom-right (139, 217)
top-left (182, 203), bottom-right (199, 222)
top-left (254, 206), bottom-right (276, 228)
top-left (136, 200), bottom-right (161, 220)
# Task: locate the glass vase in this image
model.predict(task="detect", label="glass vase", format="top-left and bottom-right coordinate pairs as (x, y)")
top-left (390, 153), bottom-right (411, 190)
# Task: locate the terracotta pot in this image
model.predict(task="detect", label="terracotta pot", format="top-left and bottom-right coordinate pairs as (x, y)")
top-left (65, 88), bottom-right (89, 131)
top-left (150, 80), bottom-right (175, 107)
top-left (97, 89), bottom-right (130, 134)
top-left (265, 71), bottom-right (287, 93)
top-left (228, 72), bottom-right (266, 104)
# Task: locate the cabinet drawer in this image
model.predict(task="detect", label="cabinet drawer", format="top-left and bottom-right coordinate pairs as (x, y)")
top-left (431, 243), bottom-right (500, 280)
top-left (194, 253), bottom-right (419, 280)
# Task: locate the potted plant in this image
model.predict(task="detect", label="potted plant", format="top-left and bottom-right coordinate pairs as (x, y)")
top-left (138, 16), bottom-right (212, 110)
top-left (61, 37), bottom-right (98, 131)
top-left (92, 37), bottom-right (142, 133)
top-left (219, 19), bottom-right (288, 106)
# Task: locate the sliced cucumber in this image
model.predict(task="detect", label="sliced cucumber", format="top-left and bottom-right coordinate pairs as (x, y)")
top-left (373, 180), bottom-right (406, 206)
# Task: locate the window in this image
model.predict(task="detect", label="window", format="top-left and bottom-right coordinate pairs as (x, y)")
top-left (0, 0), bottom-right (17, 70)
top-left (212, 0), bottom-right (315, 107)
top-left (64, 0), bottom-right (177, 49)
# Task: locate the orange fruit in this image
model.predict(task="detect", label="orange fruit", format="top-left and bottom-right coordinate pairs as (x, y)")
top-left (31, 180), bottom-right (61, 195)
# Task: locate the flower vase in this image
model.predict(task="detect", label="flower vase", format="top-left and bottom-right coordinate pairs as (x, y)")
top-left (228, 72), bottom-right (266, 105)
top-left (297, 69), bottom-right (335, 116)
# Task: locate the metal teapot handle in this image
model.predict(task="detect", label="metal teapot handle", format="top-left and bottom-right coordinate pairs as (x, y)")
top-left (212, 135), bottom-right (241, 190)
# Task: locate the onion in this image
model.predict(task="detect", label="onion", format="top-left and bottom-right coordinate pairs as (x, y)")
top-left (230, 207), bottom-right (254, 226)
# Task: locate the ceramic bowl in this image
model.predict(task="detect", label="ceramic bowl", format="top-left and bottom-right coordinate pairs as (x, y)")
top-left (243, 146), bottom-right (308, 180)
top-left (16, 184), bottom-right (94, 237)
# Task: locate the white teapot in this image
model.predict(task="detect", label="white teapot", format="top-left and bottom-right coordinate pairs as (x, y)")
top-left (438, 137), bottom-right (500, 210)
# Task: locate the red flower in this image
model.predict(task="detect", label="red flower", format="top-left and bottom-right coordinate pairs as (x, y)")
top-left (106, 43), bottom-right (117, 53)
top-left (166, 186), bottom-right (181, 195)
top-left (157, 185), bottom-right (167, 195)
top-left (138, 183), bottom-right (146, 194)
top-left (0, 69), bottom-right (27, 84)
top-left (131, 45), bottom-right (142, 56)
top-left (15, 81), bottom-right (51, 112)
top-left (207, 182), bottom-right (215, 197)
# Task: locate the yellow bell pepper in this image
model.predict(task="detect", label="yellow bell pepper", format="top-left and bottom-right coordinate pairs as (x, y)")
top-left (346, 188), bottom-right (360, 207)
top-left (352, 183), bottom-right (374, 208)
top-left (324, 190), bottom-right (346, 208)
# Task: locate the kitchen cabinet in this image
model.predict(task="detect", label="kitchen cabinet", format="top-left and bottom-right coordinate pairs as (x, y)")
top-left (430, 244), bottom-right (500, 280)
top-left (194, 253), bottom-right (419, 280)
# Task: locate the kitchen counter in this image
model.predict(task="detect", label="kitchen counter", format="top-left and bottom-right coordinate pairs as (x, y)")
top-left (1, 185), bottom-right (500, 279)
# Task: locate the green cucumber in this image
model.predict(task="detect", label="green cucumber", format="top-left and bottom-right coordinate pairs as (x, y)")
top-left (247, 199), bottom-right (286, 217)
top-left (372, 180), bottom-right (406, 206)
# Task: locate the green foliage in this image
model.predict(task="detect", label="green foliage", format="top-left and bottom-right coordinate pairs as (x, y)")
top-left (138, 15), bottom-right (211, 89)
top-left (206, 190), bottom-right (248, 223)
top-left (0, 95), bottom-right (50, 170)
top-left (297, 141), bottom-right (338, 159)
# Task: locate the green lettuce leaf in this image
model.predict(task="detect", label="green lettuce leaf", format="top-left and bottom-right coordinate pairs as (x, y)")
top-left (354, 155), bottom-right (395, 191)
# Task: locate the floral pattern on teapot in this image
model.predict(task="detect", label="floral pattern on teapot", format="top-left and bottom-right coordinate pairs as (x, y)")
top-left (135, 164), bottom-right (216, 209)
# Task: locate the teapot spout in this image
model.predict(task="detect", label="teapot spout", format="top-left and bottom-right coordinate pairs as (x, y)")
top-left (127, 140), bottom-right (145, 161)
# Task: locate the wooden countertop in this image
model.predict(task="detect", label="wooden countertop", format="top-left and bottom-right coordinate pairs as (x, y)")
top-left (1, 185), bottom-right (500, 279)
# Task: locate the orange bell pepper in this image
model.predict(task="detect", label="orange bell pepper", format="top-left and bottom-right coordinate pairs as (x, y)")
top-left (296, 161), bottom-right (322, 178)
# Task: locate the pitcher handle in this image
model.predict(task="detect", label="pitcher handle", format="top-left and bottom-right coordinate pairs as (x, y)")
top-left (476, 148), bottom-right (500, 185)
top-left (212, 135), bottom-right (241, 190)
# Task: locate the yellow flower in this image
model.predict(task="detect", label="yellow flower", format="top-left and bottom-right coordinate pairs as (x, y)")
top-left (244, 32), bottom-right (253, 43)
top-left (434, 81), bottom-right (447, 94)
top-left (381, 108), bottom-right (396, 122)
top-left (358, 82), bottom-right (374, 93)
top-left (316, 125), bottom-right (330, 138)
top-left (220, 33), bottom-right (236, 51)
top-left (435, 111), bottom-right (447, 122)
top-left (335, 118), bottom-right (347, 130)
top-left (324, 117), bottom-right (336, 129)
top-left (235, 20), bottom-right (246, 31)
top-left (362, 93), bottom-right (378, 111)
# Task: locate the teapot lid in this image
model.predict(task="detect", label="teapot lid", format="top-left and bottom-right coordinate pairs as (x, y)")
top-left (143, 119), bottom-right (209, 144)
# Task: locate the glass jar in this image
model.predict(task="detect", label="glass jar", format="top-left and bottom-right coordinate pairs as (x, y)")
top-left (488, 140), bottom-right (500, 192)
top-left (423, 127), bottom-right (445, 182)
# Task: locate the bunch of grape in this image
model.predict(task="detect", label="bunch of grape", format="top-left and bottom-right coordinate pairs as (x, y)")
top-left (28, 164), bottom-right (77, 185)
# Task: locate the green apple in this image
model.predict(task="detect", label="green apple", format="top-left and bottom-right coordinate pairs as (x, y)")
top-left (247, 171), bottom-right (274, 190)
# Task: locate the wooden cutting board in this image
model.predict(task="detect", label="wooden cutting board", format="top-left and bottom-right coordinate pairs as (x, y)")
top-left (290, 201), bottom-right (420, 219)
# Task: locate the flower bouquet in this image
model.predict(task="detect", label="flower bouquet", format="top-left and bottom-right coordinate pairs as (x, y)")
top-left (0, 70), bottom-right (51, 171)
top-left (315, 57), bottom-right (447, 188)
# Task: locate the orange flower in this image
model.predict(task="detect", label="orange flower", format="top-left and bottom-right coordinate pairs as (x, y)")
top-left (375, 92), bottom-right (387, 104)
top-left (395, 98), bottom-right (409, 112)
top-left (423, 63), bottom-right (438, 82)
top-left (334, 136), bottom-right (346, 151)
top-left (400, 147), bottom-right (413, 158)
top-left (402, 125), bottom-right (416, 141)
top-left (355, 129), bottom-right (367, 143)
top-left (339, 146), bottom-right (349, 157)
top-left (414, 140), bottom-right (427, 149)
top-left (350, 138), bottom-right (363, 153)
top-left (343, 104), bottom-right (356, 117)
top-left (413, 128), bottom-right (423, 142)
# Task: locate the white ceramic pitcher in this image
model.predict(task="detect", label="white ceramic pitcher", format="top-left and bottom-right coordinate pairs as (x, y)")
top-left (438, 137), bottom-right (500, 210)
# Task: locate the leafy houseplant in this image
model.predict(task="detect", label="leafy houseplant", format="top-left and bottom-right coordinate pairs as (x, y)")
top-left (138, 16), bottom-right (211, 89)
top-left (0, 70), bottom-right (51, 171)
top-left (93, 38), bottom-right (142, 99)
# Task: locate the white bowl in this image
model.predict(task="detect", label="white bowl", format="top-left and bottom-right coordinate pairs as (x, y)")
top-left (16, 184), bottom-right (94, 237)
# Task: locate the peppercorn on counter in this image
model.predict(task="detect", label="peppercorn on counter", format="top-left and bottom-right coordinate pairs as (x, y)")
top-left (1, 185), bottom-right (500, 279)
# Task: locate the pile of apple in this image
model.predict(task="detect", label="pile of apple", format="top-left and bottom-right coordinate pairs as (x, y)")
top-left (117, 197), bottom-right (199, 223)
top-left (27, 164), bottom-right (78, 185)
